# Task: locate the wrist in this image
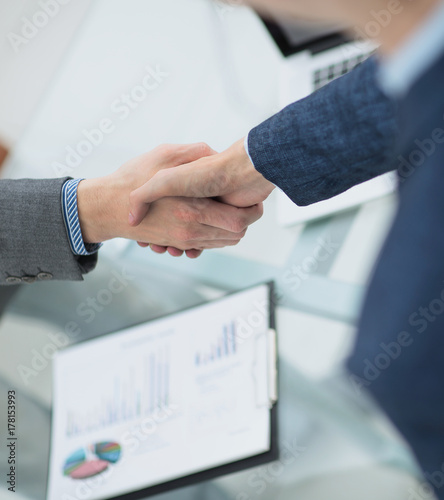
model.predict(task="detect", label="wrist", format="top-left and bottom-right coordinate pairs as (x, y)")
top-left (78, 155), bottom-right (167, 244)
top-left (77, 176), bottom-right (119, 243)
top-left (219, 138), bottom-right (275, 207)
top-left (234, 138), bottom-right (274, 192)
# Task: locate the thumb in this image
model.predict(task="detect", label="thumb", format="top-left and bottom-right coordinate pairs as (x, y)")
top-left (128, 194), bottom-right (150, 227)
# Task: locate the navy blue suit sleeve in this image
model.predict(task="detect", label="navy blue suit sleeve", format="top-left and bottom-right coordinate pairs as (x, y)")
top-left (247, 57), bottom-right (398, 206)
top-left (348, 52), bottom-right (444, 498)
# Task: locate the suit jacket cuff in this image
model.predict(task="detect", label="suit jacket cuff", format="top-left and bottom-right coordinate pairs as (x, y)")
top-left (247, 57), bottom-right (399, 207)
top-left (0, 178), bottom-right (98, 285)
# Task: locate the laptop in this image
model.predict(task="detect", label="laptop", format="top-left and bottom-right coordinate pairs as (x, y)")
top-left (260, 16), bottom-right (397, 226)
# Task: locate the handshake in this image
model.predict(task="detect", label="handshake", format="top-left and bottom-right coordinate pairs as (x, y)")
top-left (77, 140), bottom-right (275, 258)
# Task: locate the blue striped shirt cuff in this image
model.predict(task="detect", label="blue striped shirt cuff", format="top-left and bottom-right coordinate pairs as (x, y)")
top-left (61, 179), bottom-right (102, 256)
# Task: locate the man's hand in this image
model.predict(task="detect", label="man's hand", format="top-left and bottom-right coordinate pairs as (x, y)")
top-left (77, 143), bottom-right (263, 258)
top-left (128, 138), bottom-right (275, 227)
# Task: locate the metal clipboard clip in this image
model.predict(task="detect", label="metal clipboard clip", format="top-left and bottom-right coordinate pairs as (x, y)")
top-left (252, 328), bottom-right (278, 409)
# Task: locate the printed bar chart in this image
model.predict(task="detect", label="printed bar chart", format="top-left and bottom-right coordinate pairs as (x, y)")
top-left (66, 345), bottom-right (171, 437)
top-left (194, 322), bottom-right (237, 367)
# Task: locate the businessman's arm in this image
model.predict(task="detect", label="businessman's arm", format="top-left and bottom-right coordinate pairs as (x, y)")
top-left (0, 177), bottom-right (98, 285)
top-left (128, 57), bottom-right (399, 225)
top-left (247, 56), bottom-right (398, 206)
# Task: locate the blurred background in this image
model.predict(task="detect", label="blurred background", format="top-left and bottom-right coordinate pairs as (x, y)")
top-left (0, 1), bottom-right (431, 499)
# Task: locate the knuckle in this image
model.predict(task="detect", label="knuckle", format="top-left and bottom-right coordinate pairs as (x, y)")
top-left (173, 203), bottom-right (197, 223)
top-left (158, 143), bottom-right (173, 155)
top-left (240, 206), bottom-right (262, 227)
top-left (255, 203), bottom-right (264, 218)
top-left (155, 143), bottom-right (180, 163)
top-left (232, 217), bottom-right (248, 234)
top-left (228, 239), bottom-right (241, 247)
top-left (191, 200), bottom-right (209, 222)
top-left (196, 142), bottom-right (213, 156)
top-left (192, 197), bottom-right (210, 212)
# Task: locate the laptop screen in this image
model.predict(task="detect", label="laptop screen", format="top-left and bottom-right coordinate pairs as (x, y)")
top-left (261, 16), bottom-right (349, 57)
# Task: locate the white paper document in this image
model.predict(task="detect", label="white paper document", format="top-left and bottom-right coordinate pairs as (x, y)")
top-left (48, 284), bottom-right (275, 500)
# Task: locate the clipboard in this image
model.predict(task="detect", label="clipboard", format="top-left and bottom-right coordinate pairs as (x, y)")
top-left (47, 282), bottom-right (278, 500)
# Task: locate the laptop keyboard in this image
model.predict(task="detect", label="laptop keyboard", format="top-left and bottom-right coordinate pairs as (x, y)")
top-left (313, 53), bottom-right (370, 91)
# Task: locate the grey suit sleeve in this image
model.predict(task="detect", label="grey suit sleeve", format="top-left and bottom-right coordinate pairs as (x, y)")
top-left (247, 57), bottom-right (399, 206)
top-left (0, 177), bottom-right (98, 285)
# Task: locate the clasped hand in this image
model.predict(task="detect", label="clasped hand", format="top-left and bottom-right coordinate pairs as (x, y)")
top-left (78, 140), bottom-right (274, 258)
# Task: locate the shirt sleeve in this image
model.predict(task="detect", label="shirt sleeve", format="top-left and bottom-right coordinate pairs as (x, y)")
top-left (61, 178), bottom-right (102, 256)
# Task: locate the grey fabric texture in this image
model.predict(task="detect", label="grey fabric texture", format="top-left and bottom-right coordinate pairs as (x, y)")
top-left (0, 177), bottom-right (97, 285)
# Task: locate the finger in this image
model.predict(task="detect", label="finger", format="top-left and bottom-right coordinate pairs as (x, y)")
top-left (197, 200), bottom-right (264, 233)
top-left (185, 249), bottom-right (203, 259)
top-left (157, 143), bottom-right (218, 169)
top-left (129, 157), bottom-right (228, 226)
top-left (189, 239), bottom-right (244, 250)
top-left (137, 242), bottom-right (150, 248)
top-left (167, 247), bottom-right (184, 257)
top-left (150, 244), bottom-right (168, 254)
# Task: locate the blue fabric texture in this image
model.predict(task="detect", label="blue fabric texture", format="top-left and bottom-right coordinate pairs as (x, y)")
top-left (348, 52), bottom-right (444, 496)
top-left (250, 49), bottom-right (444, 498)
top-left (248, 57), bottom-right (399, 206)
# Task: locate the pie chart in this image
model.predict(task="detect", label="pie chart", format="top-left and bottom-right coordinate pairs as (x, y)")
top-left (93, 442), bottom-right (122, 463)
top-left (63, 442), bottom-right (122, 479)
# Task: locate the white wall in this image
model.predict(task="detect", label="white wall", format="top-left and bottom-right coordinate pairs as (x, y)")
top-left (0, 0), bottom-right (93, 146)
